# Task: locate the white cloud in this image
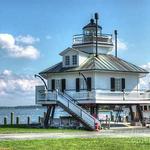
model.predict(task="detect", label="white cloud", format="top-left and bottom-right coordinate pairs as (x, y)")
top-left (141, 62), bottom-right (150, 71)
top-left (113, 38), bottom-right (127, 51)
top-left (3, 69), bottom-right (12, 76)
top-left (15, 35), bottom-right (40, 44)
top-left (0, 70), bottom-right (42, 106)
top-left (139, 63), bottom-right (150, 90)
top-left (0, 33), bottom-right (40, 59)
top-left (117, 39), bottom-right (127, 50)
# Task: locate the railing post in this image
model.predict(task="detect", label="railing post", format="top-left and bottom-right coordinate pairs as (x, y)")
top-left (68, 100), bottom-right (69, 108)
top-left (123, 89), bottom-right (125, 101)
top-left (56, 89), bottom-right (58, 100)
top-left (80, 110), bottom-right (82, 118)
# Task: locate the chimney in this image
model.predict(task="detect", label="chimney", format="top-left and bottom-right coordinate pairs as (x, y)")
top-left (114, 30), bottom-right (117, 58)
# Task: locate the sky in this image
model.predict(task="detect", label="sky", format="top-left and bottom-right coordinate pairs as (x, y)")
top-left (0, 0), bottom-right (150, 106)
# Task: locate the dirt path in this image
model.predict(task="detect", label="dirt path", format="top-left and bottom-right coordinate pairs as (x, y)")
top-left (0, 128), bottom-right (150, 141)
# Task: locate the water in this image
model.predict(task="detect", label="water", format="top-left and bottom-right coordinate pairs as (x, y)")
top-left (0, 106), bottom-right (70, 125)
top-left (0, 106), bottom-right (47, 124)
top-left (0, 106), bottom-right (130, 125)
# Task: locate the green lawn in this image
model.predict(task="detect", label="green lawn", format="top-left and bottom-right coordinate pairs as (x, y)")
top-left (0, 138), bottom-right (150, 150)
top-left (0, 125), bottom-right (86, 134)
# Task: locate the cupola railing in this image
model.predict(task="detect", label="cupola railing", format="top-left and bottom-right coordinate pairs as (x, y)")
top-left (72, 33), bottom-right (113, 45)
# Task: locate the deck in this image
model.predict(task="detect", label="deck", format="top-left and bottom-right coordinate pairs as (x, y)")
top-left (35, 85), bottom-right (150, 105)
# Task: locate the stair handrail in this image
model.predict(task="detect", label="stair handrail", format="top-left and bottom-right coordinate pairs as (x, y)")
top-left (57, 91), bottom-right (100, 125)
top-left (64, 91), bottom-right (78, 104)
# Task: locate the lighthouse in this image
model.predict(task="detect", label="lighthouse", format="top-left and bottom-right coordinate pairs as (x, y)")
top-left (35, 13), bottom-right (150, 129)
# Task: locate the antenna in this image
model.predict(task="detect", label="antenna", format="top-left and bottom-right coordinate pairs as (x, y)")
top-left (114, 30), bottom-right (117, 58)
top-left (95, 13), bottom-right (99, 58)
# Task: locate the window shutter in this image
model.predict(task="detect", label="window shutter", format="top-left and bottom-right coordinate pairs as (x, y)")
top-left (122, 78), bottom-right (125, 91)
top-left (76, 78), bottom-right (80, 92)
top-left (61, 79), bottom-right (66, 93)
top-left (87, 77), bottom-right (92, 91)
top-left (110, 78), bottom-right (115, 91)
top-left (51, 79), bottom-right (55, 91)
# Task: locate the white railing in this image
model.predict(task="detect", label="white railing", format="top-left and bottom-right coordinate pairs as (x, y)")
top-left (46, 91), bottom-right (57, 100)
top-left (35, 86), bottom-right (100, 129)
top-left (95, 90), bottom-right (150, 101)
top-left (65, 90), bottom-right (150, 101)
top-left (72, 34), bottom-right (113, 45)
top-left (57, 92), bottom-right (99, 129)
top-left (36, 86), bottom-right (150, 103)
top-left (65, 90), bottom-right (95, 100)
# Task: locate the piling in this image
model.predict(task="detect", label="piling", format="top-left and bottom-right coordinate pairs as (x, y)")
top-left (4, 117), bottom-right (7, 125)
top-left (38, 116), bottom-right (41, 124)
top-left (10, 112), bottom-right (14, 125)
top-left (27, 116), bottom-right (30, 125)
top-left (16, 116), bottom-right (19, 125)
top-left (44, 112), bottom-right (46, 119)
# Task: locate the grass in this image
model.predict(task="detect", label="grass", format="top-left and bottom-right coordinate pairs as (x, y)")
top-left (0, 138), bottom-right (150, 150)
top-left (0, 125), bottom-right (86, 134)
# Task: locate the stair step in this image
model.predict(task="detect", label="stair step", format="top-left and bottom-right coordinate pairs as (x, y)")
top-left (57, 96), bottom-right (99, 130)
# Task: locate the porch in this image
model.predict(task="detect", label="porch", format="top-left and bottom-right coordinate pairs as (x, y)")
top-left (35, 85), bottom-right (150, 105)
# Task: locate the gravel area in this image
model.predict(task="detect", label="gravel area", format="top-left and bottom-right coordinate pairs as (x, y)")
top-left (0, 127), bottom-right (150, 140)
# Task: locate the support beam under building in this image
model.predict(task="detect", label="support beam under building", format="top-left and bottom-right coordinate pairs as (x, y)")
top-left (44, 106), bottom-right (52, 128)
top-left (50, 105), bottom-right (55, 125)
top-left (136, 104), bottom-right (143, 124)
top-left (129, 105), bottom-right (134, 121)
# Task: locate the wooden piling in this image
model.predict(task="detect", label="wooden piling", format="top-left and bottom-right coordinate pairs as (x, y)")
top-left (38, 116), bottom-right (41, 124)
top-left (10, 112), bottom-right (14, 125)
top-left (44, 112), bottom-right (46, 119)
top-left (16, 117), bottom-right (19, 125)
top-left (27, 116), bottom-right (30, 125)
top-left (4, 117), bottom-right (7, 125)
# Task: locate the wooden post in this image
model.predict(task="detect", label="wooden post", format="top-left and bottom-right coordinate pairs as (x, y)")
top-left (16, 117), bottom-right (19, 125)
top-left (50, 105), bottom-right (55, 125)
top-left (4, 117), bottom-right (7, 125)
top-left (27, 116), bottom-right (30, 125)
top-left (129, 105), bottom-right (134, 121)
top-left (38, 116), bottom-right (41, 124)
top-left (44, 106), bottom-right (52, 128)
top-left (136, 104), bottom-right (143, 123)
top-left (10, 112), bottom-right (14, 125)
top-left (44, 112), bottom-right (46, 119)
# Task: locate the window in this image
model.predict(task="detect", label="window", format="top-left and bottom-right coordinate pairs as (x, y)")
top-left (72, 55), bottom-right (77, 65)
top-left (144, 105), bottom-right (147, 111)
top-left (80, 78), bottom-right (86, 90)
top-left (65, 56), bottom-right (70, 65)
top-left (110, 78), bottom-right (125, 91)
top-left (115, 78), bottom-right (122, 91)
top-left (87, 77), bottom-right (92, 91)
